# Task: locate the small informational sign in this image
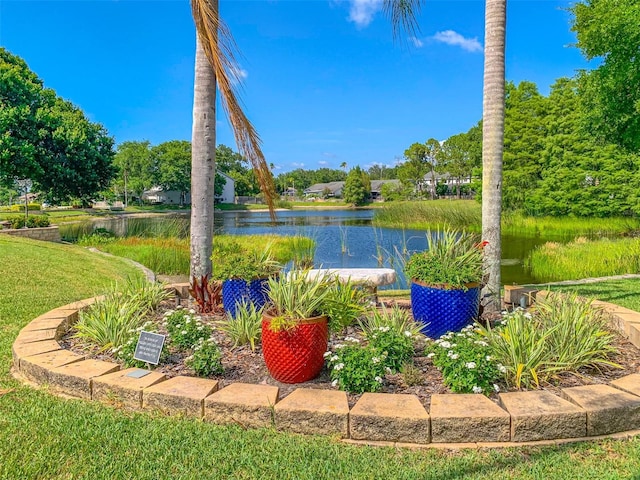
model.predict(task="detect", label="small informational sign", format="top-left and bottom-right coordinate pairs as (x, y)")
top-left (133, 331), bottom-right (166, 365)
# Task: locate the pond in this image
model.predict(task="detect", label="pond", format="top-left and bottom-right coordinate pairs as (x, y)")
top-left (59, 209), bottom-right (556, 288)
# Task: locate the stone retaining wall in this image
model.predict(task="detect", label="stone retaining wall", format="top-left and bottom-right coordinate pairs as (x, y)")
top-left (11, 286), bottom-right (640, 448)
top-left (0, 225), bottom-right (61, 242)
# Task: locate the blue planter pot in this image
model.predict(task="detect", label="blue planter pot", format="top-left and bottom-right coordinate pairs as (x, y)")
top-left (410, 281), bottom-right (480, 339)
top-left (222, 278), bottom-right (270, 318)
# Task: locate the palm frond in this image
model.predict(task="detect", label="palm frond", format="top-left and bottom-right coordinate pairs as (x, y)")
top-left (191, 0), bottom-right (277, 220)
top-left (383, 0), bottom-right (424, 41)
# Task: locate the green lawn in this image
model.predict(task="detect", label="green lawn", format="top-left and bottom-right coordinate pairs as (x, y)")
top-left (1, 236), bottom-right (640, 479)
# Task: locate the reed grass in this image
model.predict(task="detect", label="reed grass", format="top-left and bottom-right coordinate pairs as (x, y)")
top-left (526, 237), bottom-right (640, 282)
top-left (374, 202), bottom-right (640, 237)
top-left (82, 234), bottom-right (315, 276)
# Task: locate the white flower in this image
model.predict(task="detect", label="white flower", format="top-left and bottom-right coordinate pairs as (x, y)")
top-left (485, 355), bottom-right (492, 361)
top-left (474, 340), bottom-right (489, 347)
top-left (497, 364), bottom-right (507, 373)
top-left (404, 331), bottom-right (412, 337)
top-left (472, 386), bottom-right (483, 394)
top-left (465, 362), bottom-right (477, 369)
top-left (163, 310), bottom-right (174, 317)
top-left (330, 355), bottom-right (339, 362)
top-left (197, 326), bottom-right (203, 331)
top-left (189, 309), bottom-right (196, 314)
top-left (181, 330), bottom-right (188, 335)
top-left (372, 357), bottom-right (380, 364)
top-left (427, 352), bottom-right (435, 359)
top-left (439, 341), bottom-right (451, 349)
top-left (186, 318), bottom-right (191, 324)
top-left (176, 324), bottom-right (182, 329)
top-left (344, 336), bottom-right (360, 343)
top-left (333, 363), bottom-right (345, 371)
top-left (449, 353), bottom-right (459, 360)
top-left (375, 376), bottom-right (383, 383)
top-left (385, 367), bottom-right (393, 374)
top-left (493, 384), bottom-right (500, 392)
top-left (331, 379), bottom-right (338, 387)
top-left (323, 351), bottom-right (332, 358)
top-left (378, 326), bottom-right (390, 332)
top-left (524, 312), bottom-right (533, 319)
top-left (334, 343), bottom-right (345, 349)
top-left (184, 315), bottom-right (191, 320)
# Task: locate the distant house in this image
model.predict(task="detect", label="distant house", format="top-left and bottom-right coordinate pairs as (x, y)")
top-left (303, 179), bottom-right (401, 201)
top-left (303, 182), bottom-right (344, 198)
top-left (422, 172), bottom-right (473, 197)
top-left (142, 172), bottom-right (236, 205)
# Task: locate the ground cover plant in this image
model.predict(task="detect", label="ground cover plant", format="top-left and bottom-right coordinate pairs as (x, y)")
top-left (4, 236), bottom-right (640, 479)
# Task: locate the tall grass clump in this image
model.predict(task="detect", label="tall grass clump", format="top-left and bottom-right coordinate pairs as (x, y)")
top-left (479, 293), bottom-right (619, 388)
top-left (373, 200), bottom-right (481, 231)
top-left (287, 234), bottom-right (316, 269)
top-left (526, 236), bottom-right (640, 282)
top-left (503, 212), bottom-right (640, 237)
top-left (96, 237), bottom-right (190, 275)
top-left (74, 279), bottom-right (171, 350)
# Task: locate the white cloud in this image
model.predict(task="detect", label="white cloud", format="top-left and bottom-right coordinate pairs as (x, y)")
top-left (432, 30), bottom-right (482, 53)
top-left (230, 66), bottom-right (248, 86)
top-left (292, 162), bottom-right (305, 168)
top-left (409, 36), bottom-right (424, 48)
top-left (347, 0), bottom-right (382, 28)
top-left (318, 160), bottom-right (328, 166)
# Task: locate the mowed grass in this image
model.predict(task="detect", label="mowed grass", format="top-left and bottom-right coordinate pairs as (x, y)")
top-left (550, 278), bottom-right (640, 312)
top-left (1, 236), bottom-right (640, 478)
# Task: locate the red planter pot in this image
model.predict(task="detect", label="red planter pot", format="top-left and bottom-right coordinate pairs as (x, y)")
top-left (261, 314), bottom-right (328, 384)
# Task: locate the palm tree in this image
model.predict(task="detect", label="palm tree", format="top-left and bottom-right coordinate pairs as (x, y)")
top-left (480, 0), bottom-right (506, 311)
top-left (189, 0), bottom-right (276, 278)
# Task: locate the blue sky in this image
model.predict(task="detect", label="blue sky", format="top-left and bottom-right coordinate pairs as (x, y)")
top-left (1, 0), bottom-right (590, 174)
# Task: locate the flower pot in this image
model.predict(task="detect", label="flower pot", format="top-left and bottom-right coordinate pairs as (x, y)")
top-left (261, 314), bottom-right (328, 384)
top-left (410, 280), bottom-right (480, 339)
top-left (222, 278), bottom-right (270, 318)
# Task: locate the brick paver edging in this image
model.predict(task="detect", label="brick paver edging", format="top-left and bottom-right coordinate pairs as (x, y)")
top-left (11, 286), bottom-right (640, 448)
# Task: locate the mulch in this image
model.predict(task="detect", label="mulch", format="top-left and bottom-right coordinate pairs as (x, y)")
top-left (61, 296), bottom-right (640, 409)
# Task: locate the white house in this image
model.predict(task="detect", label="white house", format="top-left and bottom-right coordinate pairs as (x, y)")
top-left (142, 172), bottom-right (236, 205)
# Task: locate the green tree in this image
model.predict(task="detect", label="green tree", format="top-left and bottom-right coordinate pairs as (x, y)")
top-left (571, 0), bottom-right (640, 152)
top-left (0, 48), bottom-right (116, 205)
top-left (399, 142), bottom-right (429, 197)
top-left (343, 166), bottom-right (371, 206)
top-left (424, 138), bottom-right (441, 200)
top-left (438, 132), bottom-right (478, 198)
top-left (151, 140), bottom-right (192, 206)
top-left (113, 141), bottom-right (153, 206)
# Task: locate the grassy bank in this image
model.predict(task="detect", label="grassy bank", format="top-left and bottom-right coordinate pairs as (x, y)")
top-left (549, 278), bottom-right (640, 312)
top-left (373, 201), bottom-right (640, 237)
top-left (78, 234), bottom-right (315, 276)
top-left (527, 237), bottom-right (640, 282)
top-left (2, 237), bottom-right (640, 478)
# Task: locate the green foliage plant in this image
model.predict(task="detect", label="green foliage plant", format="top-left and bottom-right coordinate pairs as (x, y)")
top-left (186, 337), bottom-right (224, 377)
top-left (325, 338), bottom-right (388, 394)
top-left (217, 300), bottom-right (262, 351)
top-left (426, 325), bottom-right (503, 394)
top-left (404, 228), bottom-right (485, 289)
top-left (479, 293), bottom-right (619, 388)
top-left (265, 270), bottom-right (333, 330)
top-left (342, 166), bottom-right (371, 206)
top-left (212, 241), bottom-right (281, 281)
top-left (163, 307), bottom-right (212, 350)
top-left (321, 279), bottom-right (368, 332)
top-left (5, 214), bottom-right (50, 229)
top-left (74, 291), bottom-right (148, 351)
top-left (120, 276), bottom-right (172, 312)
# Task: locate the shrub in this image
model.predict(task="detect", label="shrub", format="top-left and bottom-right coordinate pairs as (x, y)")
top-left (366, 326), bottom-right (415, 372)
top-left (325, 338), bottom-right (387, 393)
top-left (120, 276), bottom-right (172, 312)
top-left (217, 301), bottom-right (262, 351)
top-left (163, 307), bottom-right (212, 350)
top-left (186, 337), bottom-right (224, 377)
top-left (426, 325), bottom-right (503, 394)
top-left (6, 214), bottom-right (50, 229)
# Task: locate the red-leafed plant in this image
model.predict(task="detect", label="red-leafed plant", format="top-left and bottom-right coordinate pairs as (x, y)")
top-left (189, 275), bottom-right (223, 314)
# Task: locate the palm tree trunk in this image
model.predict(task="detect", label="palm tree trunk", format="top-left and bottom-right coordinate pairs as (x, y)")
top-left (190, 37), bottom-right (216, 278)
top-left (481, 0), bottom-right (506, 311)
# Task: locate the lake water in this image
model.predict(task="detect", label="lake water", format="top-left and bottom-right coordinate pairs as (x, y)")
top-left (59, 209), bottom-right (553, 288)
